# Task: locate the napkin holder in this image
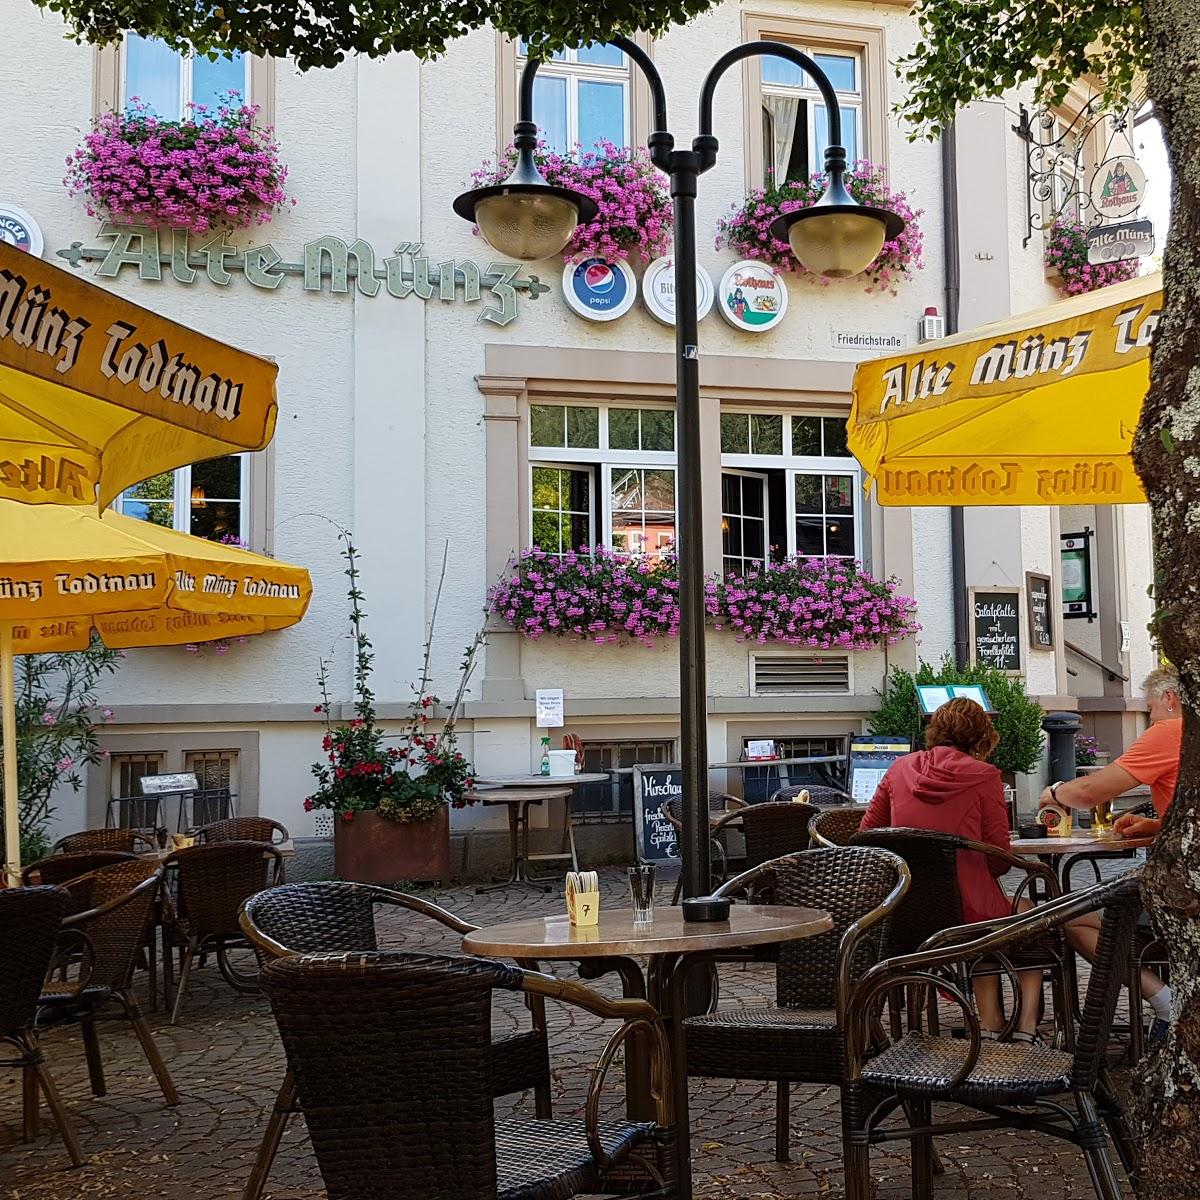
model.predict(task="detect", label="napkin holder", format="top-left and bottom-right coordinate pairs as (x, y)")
top-left (169, 832), bottom-right (195, 851)
top-left (565, 873), bottom-right (600, 927)
top-left (1036, 803), bottom-right (1073, 838)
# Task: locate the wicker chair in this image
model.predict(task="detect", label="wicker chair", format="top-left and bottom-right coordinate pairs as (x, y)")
top-left (1, 886), bottom-right (85, 1167)
top-left (238, 880), bottom-right (556, 1200)
top-left (810, 806), bottom-right (865, 848)
top-left (661, 793), bottom-right (747, 903)
top-left (37, 860), bottom-right (179, 1110)
top-left (771, 784), bottom-right (853, 807)
top-left (195, 817), bottom-right (290, 845)
top-left (674, 846), bottom-right (910, 1163)
top-left (259, 950), bottom-right (677, 1200)
top-left (842, 872), bottom-right (1142, 1200)
top-left (163, 842), bottom-right (283, 1023)
top-left (22, 851), bottom-right (138, 909)
top-left (711, 800), bottom-right (820, 874)
top-left (53, 828), bottom-right (154, 855)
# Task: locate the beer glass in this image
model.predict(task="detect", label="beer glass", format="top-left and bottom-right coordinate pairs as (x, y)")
top-left (628, 864), bottom-right (656, 924)
top-left (1092, 797), bottom-right (1115, 836)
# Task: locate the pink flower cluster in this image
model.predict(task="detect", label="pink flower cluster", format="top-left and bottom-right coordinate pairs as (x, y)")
top-left (1044, 220), bottom-right (1139, 296)
top-left (711, 557), bottom-right (919, 650)
top-left (65, 95), bottom-right (291, 235)
top-left (471, 139), bottom-right (671, 263)
top-left (716, 161), bottom-right (924, 294)
top-left (489, 547), bottom-right (919, 651)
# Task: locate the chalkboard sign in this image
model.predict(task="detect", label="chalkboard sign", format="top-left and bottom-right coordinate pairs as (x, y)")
top-left (970, 588), bottom-right (1022, 674)
top-left (1026, 572), bottom-right (1054, 650)
top-left (631, 765), bottom-right (682, 864)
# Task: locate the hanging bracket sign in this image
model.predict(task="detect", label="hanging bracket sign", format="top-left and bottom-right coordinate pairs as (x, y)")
top-left (1086, 219), bottom-right (1154, 265)
top-left (1088, 156), bottom-right (1146, 221)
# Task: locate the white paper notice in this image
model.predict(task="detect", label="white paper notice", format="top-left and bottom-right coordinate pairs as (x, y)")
top-left (851, 768), bottom-right (887, 803)
top-left (535, 688), bottom-right (565, 729)
top-left (746, 739), bottom-right (776, 760)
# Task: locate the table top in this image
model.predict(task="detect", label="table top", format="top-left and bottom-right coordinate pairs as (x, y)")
top-left (474, 773), bottom-right (611, 787)
top-left (1013, 832), bottom-right (1152, 855)
top-left (471, 787), bottom-right (573, 805)
top-left (462, 903), bottom-right (833, 959)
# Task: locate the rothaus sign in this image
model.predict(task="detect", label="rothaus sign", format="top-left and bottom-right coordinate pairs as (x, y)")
top-left (57, 223), bottom-right (550, 327)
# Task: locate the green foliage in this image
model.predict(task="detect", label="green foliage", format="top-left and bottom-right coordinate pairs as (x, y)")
top-left (33, 0), bottom-right (719, 70)
top-left (869, 657), bottom-right (1046, 776)
top-left (895, 0), bottom-right (1148, 138)
top-left (4, 642), bottom-right (123, 865)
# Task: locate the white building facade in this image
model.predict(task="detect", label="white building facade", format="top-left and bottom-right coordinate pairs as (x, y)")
top-left (3, 0), bottom-right (1156, 856)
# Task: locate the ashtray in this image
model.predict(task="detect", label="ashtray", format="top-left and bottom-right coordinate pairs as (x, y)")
top-left (682, 896), bottom-right (732, 923)
top-left (1017, 824), bottom-right (1043, 839)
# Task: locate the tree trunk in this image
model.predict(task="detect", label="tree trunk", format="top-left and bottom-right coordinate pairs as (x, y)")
top-left (1128, 5), bottom-right (1200, 1194)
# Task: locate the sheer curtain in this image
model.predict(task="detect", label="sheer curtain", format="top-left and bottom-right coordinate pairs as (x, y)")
top-left (762, 95), bottom-right (803, 182)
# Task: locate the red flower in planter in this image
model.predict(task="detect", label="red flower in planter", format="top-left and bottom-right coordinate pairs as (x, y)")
top-left (341, 811), bottom-right (355, 823)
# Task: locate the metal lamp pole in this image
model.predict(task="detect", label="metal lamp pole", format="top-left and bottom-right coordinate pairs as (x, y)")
top-left (459, 38), bottom-right (890, 904)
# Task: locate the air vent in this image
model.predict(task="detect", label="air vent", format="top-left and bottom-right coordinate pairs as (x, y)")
top-left (751, 653), bottom-right (851, 696)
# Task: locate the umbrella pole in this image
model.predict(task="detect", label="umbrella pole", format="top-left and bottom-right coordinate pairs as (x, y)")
top-left (1, 623), bottom-right (18, 886)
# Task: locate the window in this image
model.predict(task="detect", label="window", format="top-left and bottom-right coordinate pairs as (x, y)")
top-left (576, 739), bottom-right (674, 821)
top-left (741, 733), bottom-right (848, 801)
top-left (116, 455), bottom-right (248, 543)
top-left (110, 752), bottom-right (165, 799)
top-left (123, 33), bottom-right (249, 118)
top-left (528, 403), bottom-right (676, 558)
top-left (720, 411), bottom-right (861, 561)
top-left (760, 49), bottom-right (861, 182)
top-left (517, 41), bottom-right (630, 152)
top-left (185, 749), bottom-right (240, 826)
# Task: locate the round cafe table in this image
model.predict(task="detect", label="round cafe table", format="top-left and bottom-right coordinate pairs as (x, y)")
top-left (463, 902), bottom-right (832, 1200)
top-left (1013, 830), bottom-right (1153, 891)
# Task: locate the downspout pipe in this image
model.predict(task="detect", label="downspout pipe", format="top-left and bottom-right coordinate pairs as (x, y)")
top-left (942, 120), bottom-right (969, 668)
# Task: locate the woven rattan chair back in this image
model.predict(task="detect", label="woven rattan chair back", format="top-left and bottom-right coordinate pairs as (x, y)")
top-left (196, 817), bottom-right (290, 845)
top-left (0, 886), bottom-right (69, 1037)
top-left (54, 827), bottom-right (152, 855)
top-left (1071, 874), bottom-right (1143, 1089)
top-left (260, 951), bottom-right (514, 1199)
top-left (662, 793), bottom-right (741, 829)
top-left (768, 847), bottom-right (908, 1010)
top-left (242, 882), bottom-right (382, 956)
top-left (851, 827), bottom-right (964, 953)
top-left (63, 860), bottom-right (162, 990)
top-left (168, 842), bottom-right (281, 940)
top-left (741, 801), bottom-right (821, 869)
top-left (810, 807), bottom-right (865, 848)
top-left (770, 784), bottom-right (852, 808)
top-left (22, 851), bottom-right (139, 915)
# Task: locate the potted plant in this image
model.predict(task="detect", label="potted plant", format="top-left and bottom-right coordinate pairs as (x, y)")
top-left (1043, 219), bottom-right (1139, 296)
top-left (870, 658), bottom-right (1046, 780)
top-left (65, 94), bottom-right (291, 234)
top-left (306, 538), bottom-right (483, 884)
top-left (716, 160), bottom-right (924, 294)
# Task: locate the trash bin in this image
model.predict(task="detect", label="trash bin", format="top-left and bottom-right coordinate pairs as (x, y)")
top-left (1042, 711), bottom-right (1082, 785)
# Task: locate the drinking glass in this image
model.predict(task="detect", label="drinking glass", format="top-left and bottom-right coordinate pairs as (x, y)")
top-left (1092, 797), bottom-right (1115, 836)
top-left (628, 864), bottom-right (656, 924)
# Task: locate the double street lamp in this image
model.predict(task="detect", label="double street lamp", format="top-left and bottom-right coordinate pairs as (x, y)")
top-left (455, 35), bottom-right (904, 901)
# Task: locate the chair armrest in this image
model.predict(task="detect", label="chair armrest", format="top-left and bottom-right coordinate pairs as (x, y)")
top-left (368, 885), bottom-right (477, 936)
top-left (712, 861), bottom-right (773, 900)
top-left (959, 838), bottom-right (1061, 906)
top-left (517, 970), bottom-right (673, 1166)
top-left (834, 858), bottom-right (911, 1022)
top-left (47, 928), bottom-right (95, 989)
top-left (708, 810), bottom-right (746, 841)
top-left (62, 871), bottom-right (162, 930)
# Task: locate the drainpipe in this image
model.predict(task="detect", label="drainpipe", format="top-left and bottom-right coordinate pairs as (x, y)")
top-left (942, 120), bottom-right (969, 668)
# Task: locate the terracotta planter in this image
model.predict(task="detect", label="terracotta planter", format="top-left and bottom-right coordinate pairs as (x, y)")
top-left (334, 806), bottom-right (450, 884)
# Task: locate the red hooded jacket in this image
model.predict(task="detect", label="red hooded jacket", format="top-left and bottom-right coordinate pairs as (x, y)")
top-left (860, 745), bottom-right (1012, 923)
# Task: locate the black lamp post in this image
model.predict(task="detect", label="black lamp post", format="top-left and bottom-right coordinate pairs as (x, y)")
top-left (455, 36), bottom-right (904, 902)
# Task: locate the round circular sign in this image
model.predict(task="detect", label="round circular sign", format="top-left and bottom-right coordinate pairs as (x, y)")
top-left (0, 204), bottom-right (44, 257)
top-left (1089, 156), bottom-right (1146, 222)
top-left (718, 260), bottom-right (789, 333)
top-left (561, 256), bottom-right (637, 322)
top-left (641, 256), bottom-right (714, 326)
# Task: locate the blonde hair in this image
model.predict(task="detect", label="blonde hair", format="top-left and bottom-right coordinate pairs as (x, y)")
top-left (1143, 667), bottom-right (1180, 701)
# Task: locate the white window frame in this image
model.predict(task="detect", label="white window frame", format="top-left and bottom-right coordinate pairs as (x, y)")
top-left (114, 456), bottom-right (251, 543)
top-left (184, 748), bottom-right (241, 794)
top-left (120, 35), bottom-right (252, 118)
top-left (516, 42), bottom-right (632, 150)
top-left (760, 48), bottom-right (863, 181)
top-left (602, 463), bottom-right (678, 559)
top-left (720, 409), bottom-right (862, 560)
top-left (721, 468), bottom-right (771, 574)
top-left (528, 402), bottom-right (677, 557)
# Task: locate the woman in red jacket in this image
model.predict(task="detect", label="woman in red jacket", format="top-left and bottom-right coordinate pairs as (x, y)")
top-left (861, 697), bottom-right (1043, 1040)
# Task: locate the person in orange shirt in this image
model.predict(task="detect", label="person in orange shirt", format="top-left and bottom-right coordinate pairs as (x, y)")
top-left (1037, 666), bottom-right (1182, 1041)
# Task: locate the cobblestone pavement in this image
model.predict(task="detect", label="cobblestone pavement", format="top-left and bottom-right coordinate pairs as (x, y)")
top-left (1, 868), bottom-right (1132, 1199)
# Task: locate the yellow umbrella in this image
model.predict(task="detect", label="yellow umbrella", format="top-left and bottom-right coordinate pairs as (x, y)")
top-left (0, 501), bottom-right (312, 879)
top-left (0, 241), bottom-right (278, 508)
top-left (848, 273), bottom-right (1161, 507)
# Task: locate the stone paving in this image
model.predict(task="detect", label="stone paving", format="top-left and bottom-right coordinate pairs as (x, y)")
top-left (0, 867), bottom-right (1130, 1200)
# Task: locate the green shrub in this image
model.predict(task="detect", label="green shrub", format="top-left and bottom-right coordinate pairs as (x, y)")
top-left (870, 657), bottom-right (1046, 776)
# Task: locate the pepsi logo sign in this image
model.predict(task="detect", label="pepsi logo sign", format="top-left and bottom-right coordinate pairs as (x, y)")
top-left (0, 205), bottom-right (44, 257)
top-left (561, 256), bottom-right (637, 322)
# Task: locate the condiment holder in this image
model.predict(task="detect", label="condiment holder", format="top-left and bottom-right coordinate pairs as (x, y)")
top-left (789, 788), bottom-right (810, 804)
top-left (169, 832), bottom-right (195, 851)
top-left (566, 870), bottom-right (600, 926)
top-left (1036, 803), bottom-right (1073, 838)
